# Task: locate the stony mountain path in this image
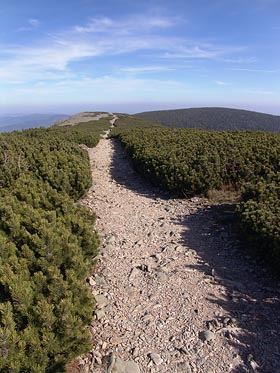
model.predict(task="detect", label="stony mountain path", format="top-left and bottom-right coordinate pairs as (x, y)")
top-left (77, 120), bottom-right (280, 373)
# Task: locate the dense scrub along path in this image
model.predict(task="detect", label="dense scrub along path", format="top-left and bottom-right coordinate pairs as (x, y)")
top-left (79, 116), bottom-right (280, 373)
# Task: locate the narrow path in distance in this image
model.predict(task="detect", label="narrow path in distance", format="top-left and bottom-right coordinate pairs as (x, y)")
top-left (79, 119), bottom-right (280, 373)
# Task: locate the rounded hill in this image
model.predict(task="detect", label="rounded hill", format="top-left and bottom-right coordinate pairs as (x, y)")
top-left (135, 107), bottom-right (280, 132)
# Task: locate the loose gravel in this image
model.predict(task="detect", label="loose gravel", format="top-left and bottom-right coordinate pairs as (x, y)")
top-left (76, 117), bottom-right (280, 373)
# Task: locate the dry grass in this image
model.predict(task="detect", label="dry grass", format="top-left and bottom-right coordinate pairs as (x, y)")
top-left (206, 187), bottom-right (241, 204)
top-left (66, 358), bottom-right (81, 373)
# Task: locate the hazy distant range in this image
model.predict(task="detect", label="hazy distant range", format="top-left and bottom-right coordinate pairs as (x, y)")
top-left (2, 107), bottom-right (280, 133)
top-left (0, 114), bottom-right (69, 133)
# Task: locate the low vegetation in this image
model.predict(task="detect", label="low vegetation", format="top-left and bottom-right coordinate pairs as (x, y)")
top-left (112, 127), bottom-right (280, 195)
top-left (112, 123), bottom-right (280, 269)
top-left (0, 117), bottom-right (111, 372)
top-left (237, 174), bottom-right (280, 267)
top-left (1, 110), bottom-right (279, 371)
top-left (113, 114), bottom-right (161, 129)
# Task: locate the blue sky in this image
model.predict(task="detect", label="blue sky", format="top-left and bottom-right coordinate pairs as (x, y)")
top-left (1, 0), bottom-right (280, 114)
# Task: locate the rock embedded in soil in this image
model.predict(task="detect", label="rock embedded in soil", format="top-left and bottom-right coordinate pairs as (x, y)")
top-left (94, 274), bottom-right (107, 286)
top-left (176, 361), bottom-right (192, 373)
top-left (149, 353), bottom-right (163, 366)
top-left (110, 336), bottom-right (123, 345)
top-left (88, 276), bottom-right (96, 286)
top-left (142, 314), bottom-right (153, 324)
top-left (95, 308), bottom-right (106, 320)
top-left (95, 294), bottom-right (109, 309)
top-left (128, 267), bottom-right (139, 281)
top-left (156, 269), bottom-right (168, 281)
top-left (199, 330), bottom-right (215, 342)
top-left (108, 355), bottom-right (141, 373)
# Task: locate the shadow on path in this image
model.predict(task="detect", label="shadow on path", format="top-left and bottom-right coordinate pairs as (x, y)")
top-left (179, 205), bottom-right (280, 373)
top-left (109, 138), bottom-right (170, 200)
top-left (109, 138), bottom-right (280, 372)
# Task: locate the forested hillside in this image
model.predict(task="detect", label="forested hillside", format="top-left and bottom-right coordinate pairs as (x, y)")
top-left (135, 107), bottom-right (280, 132)
top-left (0, 116), bottom-right (111, 372)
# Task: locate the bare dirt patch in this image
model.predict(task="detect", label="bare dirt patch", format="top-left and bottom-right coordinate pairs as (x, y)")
top-left (55, 112), bottom-right (110, 127)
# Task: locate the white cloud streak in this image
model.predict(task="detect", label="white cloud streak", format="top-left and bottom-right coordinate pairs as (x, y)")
top-left (215, 80), bottom-right (228, 85)
top-left (3, 75), bottom-right (191, 104)
top-left (17, 19), bottom-right (41, 32)
top-left (1, 14), bottom-right (248, 85)
top-left (228, 67), bottom-right (279, 73)
top-left (161, 45), bottom-right (243, 60)
top-left (28, 19), bottom-right (40, 27)
top-left (120, 66), bottom-right (174, 73)
top-left (74, 15), bottom-right (178, 34)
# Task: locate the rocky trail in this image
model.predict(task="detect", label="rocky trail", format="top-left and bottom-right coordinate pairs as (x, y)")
top-left (77, 118), bottom-right (280, 373)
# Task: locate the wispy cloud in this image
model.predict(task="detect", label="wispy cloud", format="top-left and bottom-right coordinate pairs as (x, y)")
top-left (1, 14), bottom-right (248, 85)
top-left (0, 39), bottom-right (100, 76)
top-left (74, 15), bottom-right (179, 34)
top-left (28, 19), bottom-right (40, 27)
top-left (162, 46), bottom-right (240, 60)
top-left (215, 80), bottom-right (228, 85)
top-left (17, 18), bottom-right (41, 32)
top-left (228, 67), bottom-right (279, 73)
top-left (4, 75), bottom-right (190, 104)
top-left (222, 56), bottom-right (257, 63)
top-left (119, 66), bottom-right (174, 74)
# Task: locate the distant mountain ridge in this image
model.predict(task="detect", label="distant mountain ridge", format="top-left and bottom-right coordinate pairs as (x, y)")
top-left (0, 113), bottom-right (68, 133)
top-left (134, 107), bottom-right (280, 132)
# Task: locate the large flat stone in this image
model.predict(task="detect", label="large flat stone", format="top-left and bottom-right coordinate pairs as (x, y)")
top-left (109, 357), bottom-right (140, 373)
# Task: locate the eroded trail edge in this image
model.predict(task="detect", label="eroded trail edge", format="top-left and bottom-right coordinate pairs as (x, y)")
top-left (79, 127), bottom-right (280, 372)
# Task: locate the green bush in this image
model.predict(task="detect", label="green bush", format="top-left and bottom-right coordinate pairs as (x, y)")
top-left (112, 125), bottom-right (280, 267)
top-left (112, 127), bottom-right (280, 196)
top-left (0, 118), bottom-right (111, 372)
top-left (237, 173), bottom-right (280, 267)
